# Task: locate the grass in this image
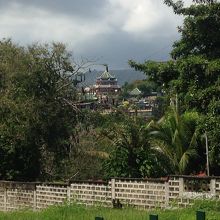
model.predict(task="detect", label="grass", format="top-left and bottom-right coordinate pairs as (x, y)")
top-left (0, 200), bottom-right (220, 220)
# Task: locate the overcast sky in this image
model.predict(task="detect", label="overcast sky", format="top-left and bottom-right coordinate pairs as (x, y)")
top-left (0, 0), bottom-right (193, 69)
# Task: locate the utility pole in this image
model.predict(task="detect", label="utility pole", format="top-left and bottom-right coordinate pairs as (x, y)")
top-left (205, 131), bottom-right (210, 176)
top-left (175, 93), bottom-right (178, 112)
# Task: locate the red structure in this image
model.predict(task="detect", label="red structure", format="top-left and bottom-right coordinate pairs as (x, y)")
top-left (90, 66), bottom-right (121, 107)
top-left (91, 66), bottom-right (121, 96)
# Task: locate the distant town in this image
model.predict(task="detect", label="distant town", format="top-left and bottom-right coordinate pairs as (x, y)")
top-left (75, 65), bottom-right (160, 119)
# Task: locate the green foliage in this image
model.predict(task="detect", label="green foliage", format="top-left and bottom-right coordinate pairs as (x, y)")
top-left (1, 0), bottom-right (220, 181)
top-left (165, 1), bottom-right (220, 59)
top-left (103, 116), bottom-right (169, 178)
top-left (129, 0), bottom-right (220, 175)
top-left (151, 107), bottom-right (204, 174)
top-left (0, 39), bottom-right (81, 181)
top-left (120, 80), bottom-right (158, 99)
top-left (129, 60), bottom-right (178, 89)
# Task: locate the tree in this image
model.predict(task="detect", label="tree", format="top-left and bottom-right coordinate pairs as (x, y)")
top-left (163, 1), bottom-right (220, 175)
top-left (151, 107), bottom-right (204, 174)
top-left (0, 39), bottom-right (92, 181)
top-left (166, 1), bottom-right (220, 59)
top-left (129, 0), bottom-right (220, 174)
top-left (120, 80), bottom-right (158, 100)
top-left (129, 60), bottom-right (179, 90)
top-left (103, 116), bottom-right (169, 178)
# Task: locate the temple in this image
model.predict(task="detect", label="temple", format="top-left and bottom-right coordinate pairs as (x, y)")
top-left (91, 65), bottom-right (121, 96)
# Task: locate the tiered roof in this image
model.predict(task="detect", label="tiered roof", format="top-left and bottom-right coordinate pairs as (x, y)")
top-left (98, 70), bottom-right (116, 80)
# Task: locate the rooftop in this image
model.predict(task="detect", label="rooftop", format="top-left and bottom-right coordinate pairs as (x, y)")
top-left (129, 87), bottom-right (142, 96)
top-left (98, 70), bottom-right (116, 80)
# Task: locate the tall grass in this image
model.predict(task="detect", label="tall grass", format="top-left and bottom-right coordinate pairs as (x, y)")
top-left (0, 200), bottom-right (220, 220)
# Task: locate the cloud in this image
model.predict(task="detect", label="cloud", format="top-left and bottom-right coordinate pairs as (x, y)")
top-left (106, 0), bottom-right (161, 33)
top-left (0, 0), bottom-right (194, 68)
top-left (104, 0), bottom-right (183, 37)
top-left (76, 30), bottom-right (177, 69)
top-left (0, 0), bottom-right (107, 19)
top-left (0, 2), bottom-right (111, 46)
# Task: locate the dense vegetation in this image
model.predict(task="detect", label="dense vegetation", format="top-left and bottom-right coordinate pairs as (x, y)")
top-left (129, 0), bottom-right (220, 175)
top-left (0, 0), bottom-right (219, 182)
top-left (0, 40), bottom-right (108, 181)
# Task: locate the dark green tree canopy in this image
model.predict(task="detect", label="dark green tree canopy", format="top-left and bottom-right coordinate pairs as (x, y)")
top-left (129, 0), bottom-right (220, 175)
top-left (0, 39), bottom-right (85, 181)
top-left (164, 0), bottom-right (220, 59)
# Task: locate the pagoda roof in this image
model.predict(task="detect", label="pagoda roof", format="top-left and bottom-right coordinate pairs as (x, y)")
top-left (129, 87), bottom-right (142, 96)
top-left (98, 70), bottom-right (116, 80)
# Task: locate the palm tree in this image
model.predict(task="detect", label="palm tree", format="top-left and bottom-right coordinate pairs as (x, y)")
top-left (151, 107), bottom-right (200, 174)
top-left (103, 116), bottom-right (168, 178)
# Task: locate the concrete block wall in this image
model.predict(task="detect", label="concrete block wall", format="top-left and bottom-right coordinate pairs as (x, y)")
top-left (0, 176), bottom-right (220, 211)
top-left (170, 176), bottom-right (220, 207)
top-left (215, 179), bottom-right (220, 199)
top-left (0, 181), bottom-right (35, 211)
top-left (113, 178), bottom-right (167, 209)
top-left (0, 184), bottom-right (5, 211)
top-left (70, 181), bottom-right (111, 206)
top-left (168, 176), bottom-right (187, 207)
top-left (36, 183), bottom-right (68, 209)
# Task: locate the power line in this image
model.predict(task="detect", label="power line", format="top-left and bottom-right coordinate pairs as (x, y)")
top-left (146, 44), bottom-right (172, 60)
